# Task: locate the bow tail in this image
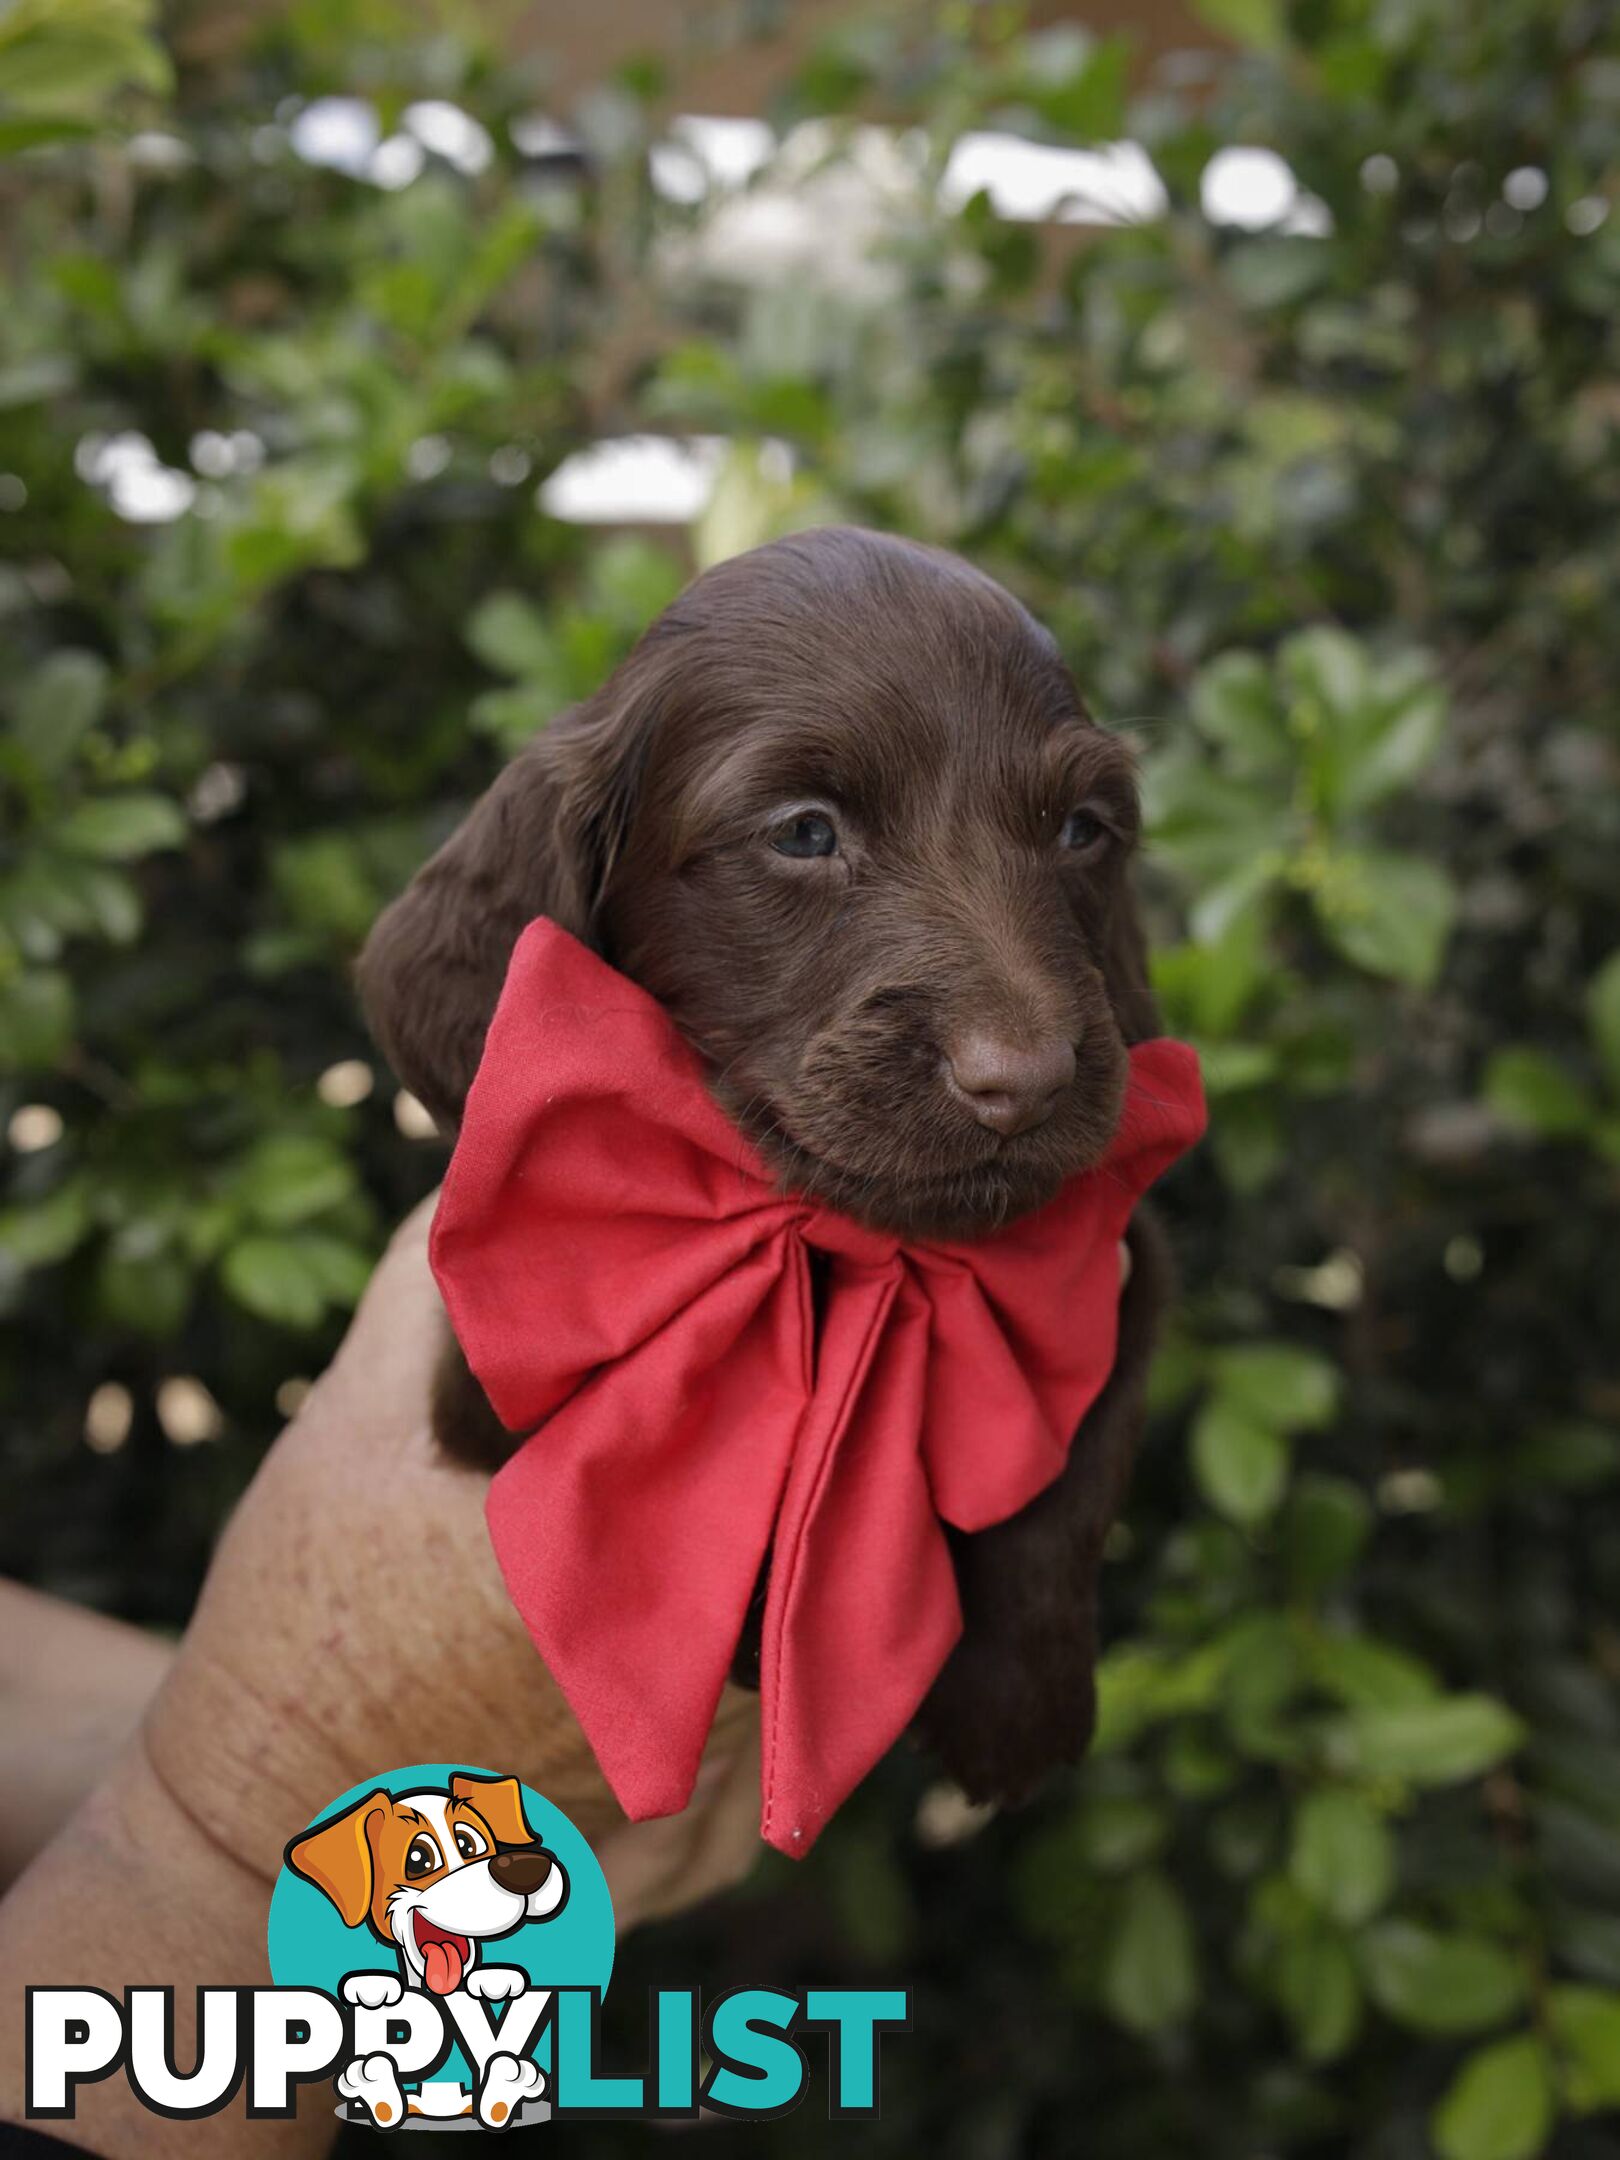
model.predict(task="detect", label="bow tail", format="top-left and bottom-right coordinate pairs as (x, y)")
top-left (757, 1271), bottom-right (962, 1856)
top-left (486, 1242), bottom-right (807, 1825)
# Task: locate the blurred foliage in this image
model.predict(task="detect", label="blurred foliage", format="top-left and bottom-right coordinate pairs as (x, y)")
top-left (3, 0), bottom-right (1619, 2154)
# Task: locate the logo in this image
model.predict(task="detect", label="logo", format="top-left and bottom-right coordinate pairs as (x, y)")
top-left (270, 1761), bottom-right (611, 2128)
top-left (26, 1762), bottom-right (907, 2129)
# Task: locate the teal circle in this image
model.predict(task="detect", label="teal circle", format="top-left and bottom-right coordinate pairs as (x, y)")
top-left (266, 1761), bottom-right (614, 2085)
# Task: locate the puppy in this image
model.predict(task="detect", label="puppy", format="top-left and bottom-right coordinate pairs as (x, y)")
top-left (285, 1771), bottom-right (568, 1997)
top-left (360, 525), bottom-right (1174, 1807)
top-left (287, 1773), bottom-right (567, 2127)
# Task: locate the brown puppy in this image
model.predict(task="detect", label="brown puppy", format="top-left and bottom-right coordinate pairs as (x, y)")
top-left (359, 525), bottom-right (1173, 1806)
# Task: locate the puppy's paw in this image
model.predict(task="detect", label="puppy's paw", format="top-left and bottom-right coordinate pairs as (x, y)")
top-left (465, 1964), bottom-right (526, 2002)
top-left (915, 1623), bottom-right (1094, 1804)
top-left (477, 2051), bottom-right (545, 2128)
top-left (338, 2051), bottom-right (406, 2129)
top-left (342, 1972), bottom-right (404, 2010)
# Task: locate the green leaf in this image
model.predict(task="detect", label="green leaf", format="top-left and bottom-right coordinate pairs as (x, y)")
top-left (0, 967), bottom-right (73, 1068)
top-left (1189, 652), bottom-right (1287, 772)
top-left (233, 1135), bottom-right (356, 1229)
top-left (287, 1231), bottom-right (373, 1307)
top-left (1150, 904), bottom-right (1267, 1038)
top-left (1328, 1695), bottom-right (1524, 1784)
top-left (0, 1178), bottom-right (90, 1269)
top-left (1512, 1421), bottom-right (1620, 1492)
top-left (1226, 237), bottom-right (1331, 308)
top-left (1432, 2034), bottom-right (1555, 2160)
top-left (1073, 1793), bottom-right (1171, 1874)
top-left (1192, 0), bottom-right (1286, 53)
top-left (1022, 31), bottom-right (1129, 141)
top-left (13, 650), bottom-right (109, 772)
top-left (220, 1236), bottom-right (328, 1330)
top-left (1308, 1632), bottom-right (1442, 1710)
top-left (1288, 1789), bottom-right (1394, 1926)
top-left (0, 112), bottom-right (95, 152)
top-left (1213, 1343), bottom-right (1340, 1432)
top-left (1142, 746), bottom-right (1289, 894)
top-left (1286, 1475), bottom-right (1372, 1595)
top-left (1219, 1612), bottom-right (1304, 1758)
top-left (97, 1244), bottom-right (188, 1335)
top-left (465, 590), bottom-right (559, 680)
top-left (1484, 1048), bottom-right (1593, 1138)
top-left (56, 792), bottom-right (187, 861)
top-left (1192, 1397), bottom-right (1289, 1525)
top-left (1585, 952), bottom-right (1620, 1097)
top-left (1362, 1922), bottom-right (1528, 2036)
top-left (1548, 1984), bottom-right (1620, 2112)
top-left (0, 352), bottom-right (75, 405)
top-left (1103, 1871), bottom-right (1198, 2033)
top-left (1194, 1040), bottom-right (1277, 1094)
top-left (1275, 1925), bottom-right (1362, 2062)
top-left (469, 682), bottom-right (561, 748)
top-left (1281, 625), bottom-right (1369, 718)
top-left (586, 536), bottom-right (686, 628)
top-left (0, 5), bottom-right (171, 116)
top-left (1339, 673), bottom-right (1447, 813)
top-left (1209, 1093), bottom-right (1285, 1193)
top-left (1316, 849), bottom-right (1455, 988)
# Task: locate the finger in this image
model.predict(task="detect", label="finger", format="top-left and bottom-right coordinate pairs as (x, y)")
top-left (1119, 1238), bottom-right (1132, 1289)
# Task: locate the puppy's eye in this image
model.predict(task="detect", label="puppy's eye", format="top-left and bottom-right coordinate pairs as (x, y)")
top-left (770, 812), bottom-right (839, 859)
top-left (405, 1836), bottom-right (442, 1880)
top-left (1058, 808), bottom-right (1110, 855)
top-left (454, 1826), bottom-right (487, 1861)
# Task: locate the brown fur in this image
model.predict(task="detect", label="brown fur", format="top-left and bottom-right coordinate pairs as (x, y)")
top-left (360, 525), bottom-right (1171, 1807)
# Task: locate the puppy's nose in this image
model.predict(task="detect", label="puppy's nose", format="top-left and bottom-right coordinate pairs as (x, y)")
top-left (489, 1848), bottom-right (552, 1897)
top-left (946, 1032), bottom-right (1076, 1137)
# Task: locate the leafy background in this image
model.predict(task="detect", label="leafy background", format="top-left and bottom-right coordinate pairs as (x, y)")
top-left (3, 1), bottom-right (1619, 2154)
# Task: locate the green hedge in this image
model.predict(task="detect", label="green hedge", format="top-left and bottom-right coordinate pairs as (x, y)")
top-left (2, 3), bottom-right (1618, 2154)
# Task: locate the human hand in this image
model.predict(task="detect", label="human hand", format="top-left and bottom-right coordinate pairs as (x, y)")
top-left (0, 1198), bottom-right (759, 2158)
top-left (142, 1193), bottom-right (764, 1927)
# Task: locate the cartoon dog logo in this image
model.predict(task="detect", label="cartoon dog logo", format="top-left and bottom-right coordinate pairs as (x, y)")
top-left (286, 1772), bottom-right (568, 2128)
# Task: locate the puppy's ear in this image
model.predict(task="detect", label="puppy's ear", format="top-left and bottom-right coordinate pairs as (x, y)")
top-left (450, 1772), bottom-right (536, 1848)
top-left (285, 1791), bottom-right (388, 1929)
top-left (357, 686), bottom-right (654, 1131)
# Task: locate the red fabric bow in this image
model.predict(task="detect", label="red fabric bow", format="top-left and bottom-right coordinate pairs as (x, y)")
top-left (430, 920), bottom-right (1205, 1855)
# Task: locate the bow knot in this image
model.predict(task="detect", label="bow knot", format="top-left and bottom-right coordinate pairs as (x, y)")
top-left (798, 1206), bottom-right (902, 1269)
top-left (430, 921), bottom-right (1205, 1855)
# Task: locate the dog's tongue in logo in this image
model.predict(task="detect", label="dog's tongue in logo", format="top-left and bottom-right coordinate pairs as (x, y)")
top-left (414, 1914), bottom-right (470, 1995)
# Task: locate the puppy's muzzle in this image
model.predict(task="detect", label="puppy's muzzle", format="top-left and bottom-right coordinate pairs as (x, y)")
top-left (490, 1848), bottom-right (553, 1897)
top-left (945, 1030), bottom-right (1077, 1137)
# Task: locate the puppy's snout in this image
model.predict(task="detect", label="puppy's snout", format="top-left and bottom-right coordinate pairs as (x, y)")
top-left (946, 1031), bottom-right (1076, 1138)
top-left (489, 1848), bottom-right (552, 1897)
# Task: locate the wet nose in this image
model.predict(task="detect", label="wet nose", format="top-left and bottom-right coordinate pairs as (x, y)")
top-left (489, 1848), bottom-right (553, 1897)
top-left (946, 1032), bottom-right (1076, 1137)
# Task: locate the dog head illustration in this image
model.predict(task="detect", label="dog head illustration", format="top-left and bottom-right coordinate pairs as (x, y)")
top-left (286, 1772), bottom-right (569, 1995)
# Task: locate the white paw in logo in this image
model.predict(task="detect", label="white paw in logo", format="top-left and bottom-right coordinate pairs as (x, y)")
top-left (477, 2051), bottom-right (544, 2129)
top-left (338, 2050), bottom-right (406, 2129)
top-left (341, 1972), bottom-right (404, 2010)
top-left (464, 1965), bottom-right (526, 2002)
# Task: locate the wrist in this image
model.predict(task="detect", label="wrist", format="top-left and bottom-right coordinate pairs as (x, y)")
top-left (0, 1741), bottom-right (330, 2159)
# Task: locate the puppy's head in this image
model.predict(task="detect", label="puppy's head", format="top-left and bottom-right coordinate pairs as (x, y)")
top-left (361, 525), bottom-right (1156, 1240)
top-left (285, 1774), bottom-right (563, 1994)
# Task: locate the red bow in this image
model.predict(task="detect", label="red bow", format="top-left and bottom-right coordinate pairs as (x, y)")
top-left (430, 921), bottom-right (1205, 1855)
